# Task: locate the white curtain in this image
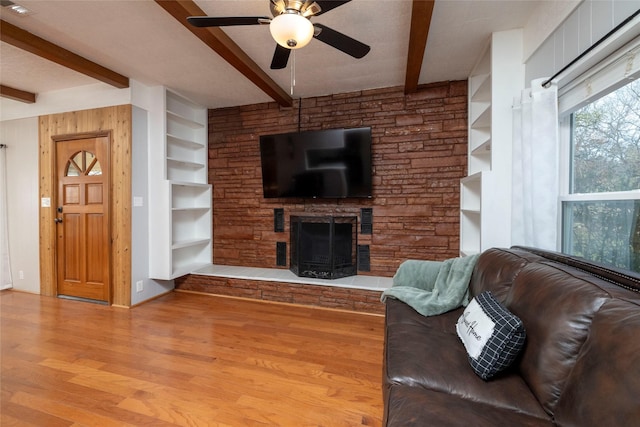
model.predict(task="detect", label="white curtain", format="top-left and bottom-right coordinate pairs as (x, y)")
top-left (0, 145), bottom-right (12, 290)
top-left (511, 78), bottom-right (560, 251)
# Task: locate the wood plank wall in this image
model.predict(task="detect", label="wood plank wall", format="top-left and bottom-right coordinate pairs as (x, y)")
top-left (208, 81), bottom-right (468, 277)
top-left (38, 105), bottom-right (132, 306)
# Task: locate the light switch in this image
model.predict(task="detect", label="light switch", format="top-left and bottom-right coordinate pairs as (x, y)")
top-left (133, 196), bottom-right (143, 207)
top-left (41, 197), bottom-right (51, 207)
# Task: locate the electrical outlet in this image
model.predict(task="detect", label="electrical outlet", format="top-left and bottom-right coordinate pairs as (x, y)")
top-left (136, 280), bottom-right (143, 293)
top-left (19, 270), bottom-right (24, 280)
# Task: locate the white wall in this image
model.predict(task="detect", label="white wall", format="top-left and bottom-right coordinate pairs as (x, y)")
top-left (0, 83), bottom-right (132, 122)
top-left (525, 0), bottom-right (640, 82)
top-left (522, 0), bottom-right (582, 62)
top-left (0, 117), bottom-right (40, 293)
top-left (130, 103), bottom-right (174, 305)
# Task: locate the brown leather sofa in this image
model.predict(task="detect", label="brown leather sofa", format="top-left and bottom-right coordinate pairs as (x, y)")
top-left (383, 246), bottom-right (640, 426)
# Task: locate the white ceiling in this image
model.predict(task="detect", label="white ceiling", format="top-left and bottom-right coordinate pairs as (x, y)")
top-left (0, 0), bottom-right (541, 110)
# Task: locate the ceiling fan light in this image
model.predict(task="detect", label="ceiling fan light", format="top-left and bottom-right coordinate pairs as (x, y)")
top-left (269, 13), bottom-right (314, 49)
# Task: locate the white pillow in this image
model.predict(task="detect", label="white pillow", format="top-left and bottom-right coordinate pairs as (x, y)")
top-left (456, 296), bottom-right (496, 359)
top-left (456, 291), bottom-right (526, 380)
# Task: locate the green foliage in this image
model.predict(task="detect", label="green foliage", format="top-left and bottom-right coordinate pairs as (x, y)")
top-left (565, 79), bottom-right (640, 272)
top-left (572, 79), bottom-right (640, 193)
top-left (565, 200), bottom-right (640, 272)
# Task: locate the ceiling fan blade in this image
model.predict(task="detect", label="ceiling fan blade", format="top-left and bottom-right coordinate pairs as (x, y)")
top-left (187, 16), bottom-right (270, 27)
top-left (313, 24), bottom-right (370, 58)
top-left (270, 44), bottom-right (291, 69)
top-left (313, 0), bottom-right (351, 16)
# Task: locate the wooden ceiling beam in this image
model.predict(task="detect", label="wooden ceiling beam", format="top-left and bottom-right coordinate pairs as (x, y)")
top-left (0, 84), bottom-right (36, 103)
top-left (155, 0), bottom-right (293, 108)
top-left (0, 19), bottom-right (129, 89)
top-left (404, 0), bottom-right (435, 94)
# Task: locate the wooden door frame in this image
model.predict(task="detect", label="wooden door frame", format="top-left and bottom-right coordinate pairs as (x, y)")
top-left (39, 105), bottom-right (132, 307)
top-left (53, 132), bottom-right (112, 303)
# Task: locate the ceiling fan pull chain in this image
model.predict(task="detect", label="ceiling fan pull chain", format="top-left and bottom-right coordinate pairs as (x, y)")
top-left (290, 49), bottom-right (296, 96)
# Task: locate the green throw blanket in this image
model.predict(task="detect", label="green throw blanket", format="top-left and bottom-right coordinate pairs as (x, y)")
top-left (381, 254), bottom-right (480, 316)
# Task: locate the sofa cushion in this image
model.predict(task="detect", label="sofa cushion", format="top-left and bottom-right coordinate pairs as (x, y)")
top-left (456, 291), bottom-right (526, 380)
top-left (384, 295), bottom-right (462, 332)
top-left (506, 262), bottom-right (609, 414)
top-left (468, 248), bottom-right (543, 302)
top-left (383, 299), bottom-right (548, 419)
top-left (385, 385), bottom-right (552, 427)
top-left (553, 299), bottom-right (640, 427)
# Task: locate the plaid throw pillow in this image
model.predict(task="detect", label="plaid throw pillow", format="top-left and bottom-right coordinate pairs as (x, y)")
top-left (456, 291), bottom-right (526, 380)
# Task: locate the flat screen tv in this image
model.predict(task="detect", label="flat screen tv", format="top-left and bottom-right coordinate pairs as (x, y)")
top-left (260, 127), bottom-right (372, 198)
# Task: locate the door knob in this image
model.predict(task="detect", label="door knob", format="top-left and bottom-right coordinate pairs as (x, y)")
top-left (54, 218), bottom-right (63, 223)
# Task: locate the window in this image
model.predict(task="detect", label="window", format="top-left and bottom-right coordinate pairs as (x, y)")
top-left (65, 151), bottom-right (102, 177)
top-left (561, 79), bottom-right (640, 272)
top-left (570, 80), bottom-right (640, 194)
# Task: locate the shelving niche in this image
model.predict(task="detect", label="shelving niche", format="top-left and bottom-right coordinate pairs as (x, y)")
top-left (460, 173), bottom-right (481, 256)
top-left (468, 46), bottom-right (492, 176)
top-left (168, 182), bottom-right (212, 278)
top-left (165, 92), bottom-right (207, 182)
top-left (149, 88), bottom-right (212, 280)
top-left (460, 29), bottom-right (524, 255)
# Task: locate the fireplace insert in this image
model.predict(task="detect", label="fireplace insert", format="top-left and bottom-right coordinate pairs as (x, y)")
top-left (290, 215), bottom-right (357, 279)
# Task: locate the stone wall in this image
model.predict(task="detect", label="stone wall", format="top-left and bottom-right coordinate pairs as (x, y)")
top-left (175, 275), bottom-right (385, 314)
top-left (207, 81), bottom-right (467, 277)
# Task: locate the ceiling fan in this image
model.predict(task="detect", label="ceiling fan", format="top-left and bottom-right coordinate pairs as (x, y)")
top-left (187, 0), bottom-right (370, 70)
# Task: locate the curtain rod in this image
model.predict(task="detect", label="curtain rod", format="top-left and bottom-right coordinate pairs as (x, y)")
top-left (542, 8), bottom-right (640, 88)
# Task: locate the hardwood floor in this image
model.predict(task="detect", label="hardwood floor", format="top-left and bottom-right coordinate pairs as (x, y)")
top-left (1, 290), bottom-right (385, 426)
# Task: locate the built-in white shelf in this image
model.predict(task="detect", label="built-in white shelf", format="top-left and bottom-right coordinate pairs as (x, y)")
top-left (470, 73), bottom-right (491, 102)
top-left (165, 90), bottom-right (207, 184)
top-left (461, 173), bottom-right (481, 212)
top-left (167, 133), bottom-right (205, 149)
top-left (470, 128), bottom-right (491, 153)
top-left (460, 29), bottom-right (524, 255)
top-left (167, 157), bottom-right (205, 169)
top-left (149, 88), bottom-right (212, 280)
top-left (471, 103), bottom-right (492, 128)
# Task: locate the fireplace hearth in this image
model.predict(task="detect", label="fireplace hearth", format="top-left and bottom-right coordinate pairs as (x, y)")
top-left (290, 215), bottom-right (357, 279)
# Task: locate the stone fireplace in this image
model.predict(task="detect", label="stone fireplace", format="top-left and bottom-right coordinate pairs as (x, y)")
top-left (290, 215), bottom-right (358, 279)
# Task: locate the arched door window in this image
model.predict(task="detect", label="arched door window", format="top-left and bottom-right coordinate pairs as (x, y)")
top-left (65, 151), bottom-right (102, 176)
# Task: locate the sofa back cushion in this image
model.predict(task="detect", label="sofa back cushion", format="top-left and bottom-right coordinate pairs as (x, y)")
top-left (505, 261), bottom-right (609, 415)
top-left (553, 299), bottom-right (640, 426)
top-left (469, 248), bottom-right (541, 302)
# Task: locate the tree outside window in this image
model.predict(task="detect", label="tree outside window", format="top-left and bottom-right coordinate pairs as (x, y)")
top-left (563, 78), bottom-right (640, 272)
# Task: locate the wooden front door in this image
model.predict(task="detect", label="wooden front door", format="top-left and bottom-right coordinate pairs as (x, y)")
top-left (55, 136), bottom-right (111, 302)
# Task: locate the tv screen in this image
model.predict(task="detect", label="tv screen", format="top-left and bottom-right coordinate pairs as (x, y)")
top-left (260, 127), bottom-right (372, 198)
